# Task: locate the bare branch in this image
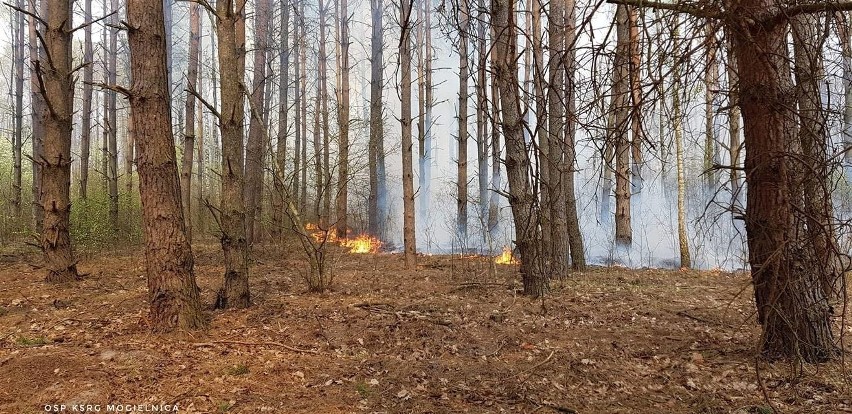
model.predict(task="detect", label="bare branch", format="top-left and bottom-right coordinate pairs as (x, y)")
top-left (70, 11), bottom-right (116, 33)
top-left (605, 0), bottom-right (721, 19)
top-left (87, 81), bottom-right (132, 98)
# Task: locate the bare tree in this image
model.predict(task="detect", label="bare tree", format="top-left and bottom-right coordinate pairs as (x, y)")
top-left (335, 0), bottom-right (351, 239)
top-left (181, 1), bottom-right (201, 242)
top-left (79, 0), bottom-right (93, 201)
top-left (612, 5), bottom-right (632, 247)
top-left (368, 0), bottom-right (387, 239)
top-left (245, 0), bottom-right (271, 245)
top-left (11, 0), bottom-right (24, 218)
top-left (456, 0), bottom-right (470, 241)
top-left (273, 0), bottom-right (291, 239)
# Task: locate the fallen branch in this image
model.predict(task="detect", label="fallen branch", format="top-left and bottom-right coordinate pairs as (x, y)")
top-left (193, 340), bottom-right (319, 354)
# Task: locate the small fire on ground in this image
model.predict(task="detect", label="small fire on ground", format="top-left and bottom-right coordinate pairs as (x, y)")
top-left (304, 223), bottom-right (382, 254)
top-left (494, 246), bottom-right (519, 265)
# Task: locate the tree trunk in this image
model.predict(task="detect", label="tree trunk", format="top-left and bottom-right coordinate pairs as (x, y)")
top-left (475, 4), bottom-right (489, 245)
top-left (629, 7), bottom-right (643, 193)
top-left (547, 0), bottom-right (567, 277)
top-left (215, 0), bottom-right (251, 309)
top-left (487, 52), bottom-right (501, 240)
top-left (491, 0), bottom-right (547, 296)
top-left (39, 0), bottom-right (79, 282)
top-left (672, 20), bottom-right (690, 268)
top-left (126, 0), bottom-right (205, 331)
top-left (791, 14), bottom-right (843, 301)
top-left (400, 0), bottom-right (417, 268)
top-left (29, 0), bottom-right (44, 234)
top-left (839, 13), bottom-right (852, 179)
top-left (181, 2), bottom-right (201, 242)
top-left (79, 0), bottom-right (93, 201)
top-left (299, 1), bottom-right (308, 215)
top-left (107, 0), bottom-right (119, 228)
top-left (725, 33), bottom-right (742, 204)
top-left (319, 0), bottom-right (331, 228)
top-left (335, 0), bottom-right (350, 239)
top-left (457, 0), bottom-right (469, 242)
top-left (703, 22), bottom-right (719, 191)
top-left (368, 0), bottom-right (385, 239)
top-left (613, 5), bottom-right (632, 247)
top-left (273, 0), bottom-right (291, 240)
top-left (12, 0), bottom-right (24, 218)
top-left (245, 0), bottom-right (271, 246)
top-left (733, 4), bottom-right (834, 362)
top-left (423, 0), bottom-right (433, 231)
top-left (563, 0), bottom-right (585, 270)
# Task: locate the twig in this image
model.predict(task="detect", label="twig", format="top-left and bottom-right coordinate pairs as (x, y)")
top-left (193, 340), bottom-right (319, 354)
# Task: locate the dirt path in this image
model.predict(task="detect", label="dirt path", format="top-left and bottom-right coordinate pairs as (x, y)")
top-left (0, 243), bottom-right (849, 413)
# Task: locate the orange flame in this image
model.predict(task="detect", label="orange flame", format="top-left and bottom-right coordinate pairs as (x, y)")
top-left (343, 234), bottom-right (383, 254)
top-left (305, 222), bottom-right (340, 244)
top-left (494, 246), bottom-right (519, 265)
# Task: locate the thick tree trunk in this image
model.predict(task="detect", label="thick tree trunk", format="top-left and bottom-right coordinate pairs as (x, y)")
top-left (215, 0), bottom-right (251, 309)
top-left (547, 0), bottom-right (567, 277)
top-left (181, 2), bottom-right (201, 242)
top-left (613, 5), bottom-right (632, 247)
top-left (457, 0), bottom-right (469, 242)
top-left (368, 0), bottom-right (385, 239)
top-left (400, 0), bottom-right (417, 268)
top-left (126, 0), bottom-right (205, 331)
top-left (245, 0), bottom-right (271, 245)
top-left (335, 0), bottom-right (350, 239)
top-left (39, 0), bottom-right (79, 282)
top-left (733, 4), bottom-right (834, 362)
top-left (491, 0), bottom-right (547, 296)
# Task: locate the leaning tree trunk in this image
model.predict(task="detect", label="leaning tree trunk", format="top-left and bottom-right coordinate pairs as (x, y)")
top-left (733, 5), bottom-right (834, 362)
top-left (39, 0), bottom-right (80, 282)
top-left (491, 0), bottom-right (547, 296)
top-left (214, 0), bottom-right (251, 309)
top-left (400, 0), bottom-right (417, 268)
top-left (181, 1), bottom-right (201, 242)
top-left (126, 0), bottom-right (205, 331)
top-left (245, 0), bottom-right (271, 246)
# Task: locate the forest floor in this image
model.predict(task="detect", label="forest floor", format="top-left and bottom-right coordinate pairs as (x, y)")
top-left (0, 241), bottom-right (851, 414)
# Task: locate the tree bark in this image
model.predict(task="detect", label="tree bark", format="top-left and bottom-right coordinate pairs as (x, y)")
top-left (475, 2), bottom-right (489, 245)
top-left (12, 0), bottom-right (24, 218)
top-left (613, 5), bottom-right (632, 247)
top-left (126, 0), bottom-right (206, 331)
top-left (107, 0), bottom-right (119, 228)
top-left (335, 0), bottom-right (350, 239)
top-left (491, 0), bottom-right (548, 296)
top-left (732, 4), bottom-right (834, 362)
top-left (400, 0), bottom-right (417, 268)
top-left (457, 0), bottom-right (470, 242)
top-left (368, 0), bottom-right (385, 239)
top-left (703, 22), bottom-right (719, 191)
top-left (839, 13), bottom-right (852, 179)
top-left (79, 0), bottom-right (93, 201)
top-left (181, 2), bottom-right (201, 242)
top-left (725, 33), bottom-right (742, 204)
top-left (672, 19), bottom-right (690, 269)
top-left (273, 0), bottom-right (291, 240)
top-left (215, 0), bottom-right (251, 309)
top-left (547, 0), bottom-right (567, 277)
top-left (39, 0), bottom-right (80, 282)
top-left (563, 0), bottom-right (585, 270)
top-left (245, 0), bottom-right (271, 245)
top-left (29, 0), bottom-right (44, 234)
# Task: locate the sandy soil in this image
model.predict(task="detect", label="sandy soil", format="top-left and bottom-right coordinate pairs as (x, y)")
top-left (0, 242), bottom-right (850, 414)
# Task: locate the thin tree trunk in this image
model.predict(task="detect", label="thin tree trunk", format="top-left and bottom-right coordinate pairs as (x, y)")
top-left (613, 5), bottom-right (632, 247)
top-left (417, 0), bottom-right (427, 236)
top-left (29, 0), bottom-right (44, 234)
top-left (181, 2), bottom-right (201, 242)
top-left (273, 0), bottom-right (291, 240)
top-left (475, 3), bottom-right (489, 245)
top-left (725, 33), bottom-right (742, 204)
top-left (839, 12), bottom-right (852, 178)
top-left (245, 0), bottom-right (271, 245)
top-left (40, 0), bottom-right (80, 282)
top-left (12, 0), bottom-right (24, 217)
top-left (214, 0), bottom-right (251, 309)
top-left (703, 21), bottom-right (719, 191)
top-left (335, 0), bottom-right (350, 239)
top-left (672, 20), bottom-right (690, 268)
top-left (401, 0), bottom-right (416, 267)
top-left (491, 0), bottom-right (547, 296)
top-left (629, 7), bottom-right (643, 193)
top-left (423, 0), bottom-right (432, 228)
top-left (126, 0), bottom-right (205, 331)
top-left (299, 1), bottom-right (308, 215)
top-left (456, 0), bottom-right (469, 242)
top-left (107, 0), bottom-right (119, 227)
top-left (487, 52), bottom-right (501, 240)
top-left (319, 0), bottom-right (331, 228)
top-left (368, 0), bottom-right (385, 239)
top-left (563, 0), bottom-right (585, 269)
top-left (791, 14), bottom-right (843, 301)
